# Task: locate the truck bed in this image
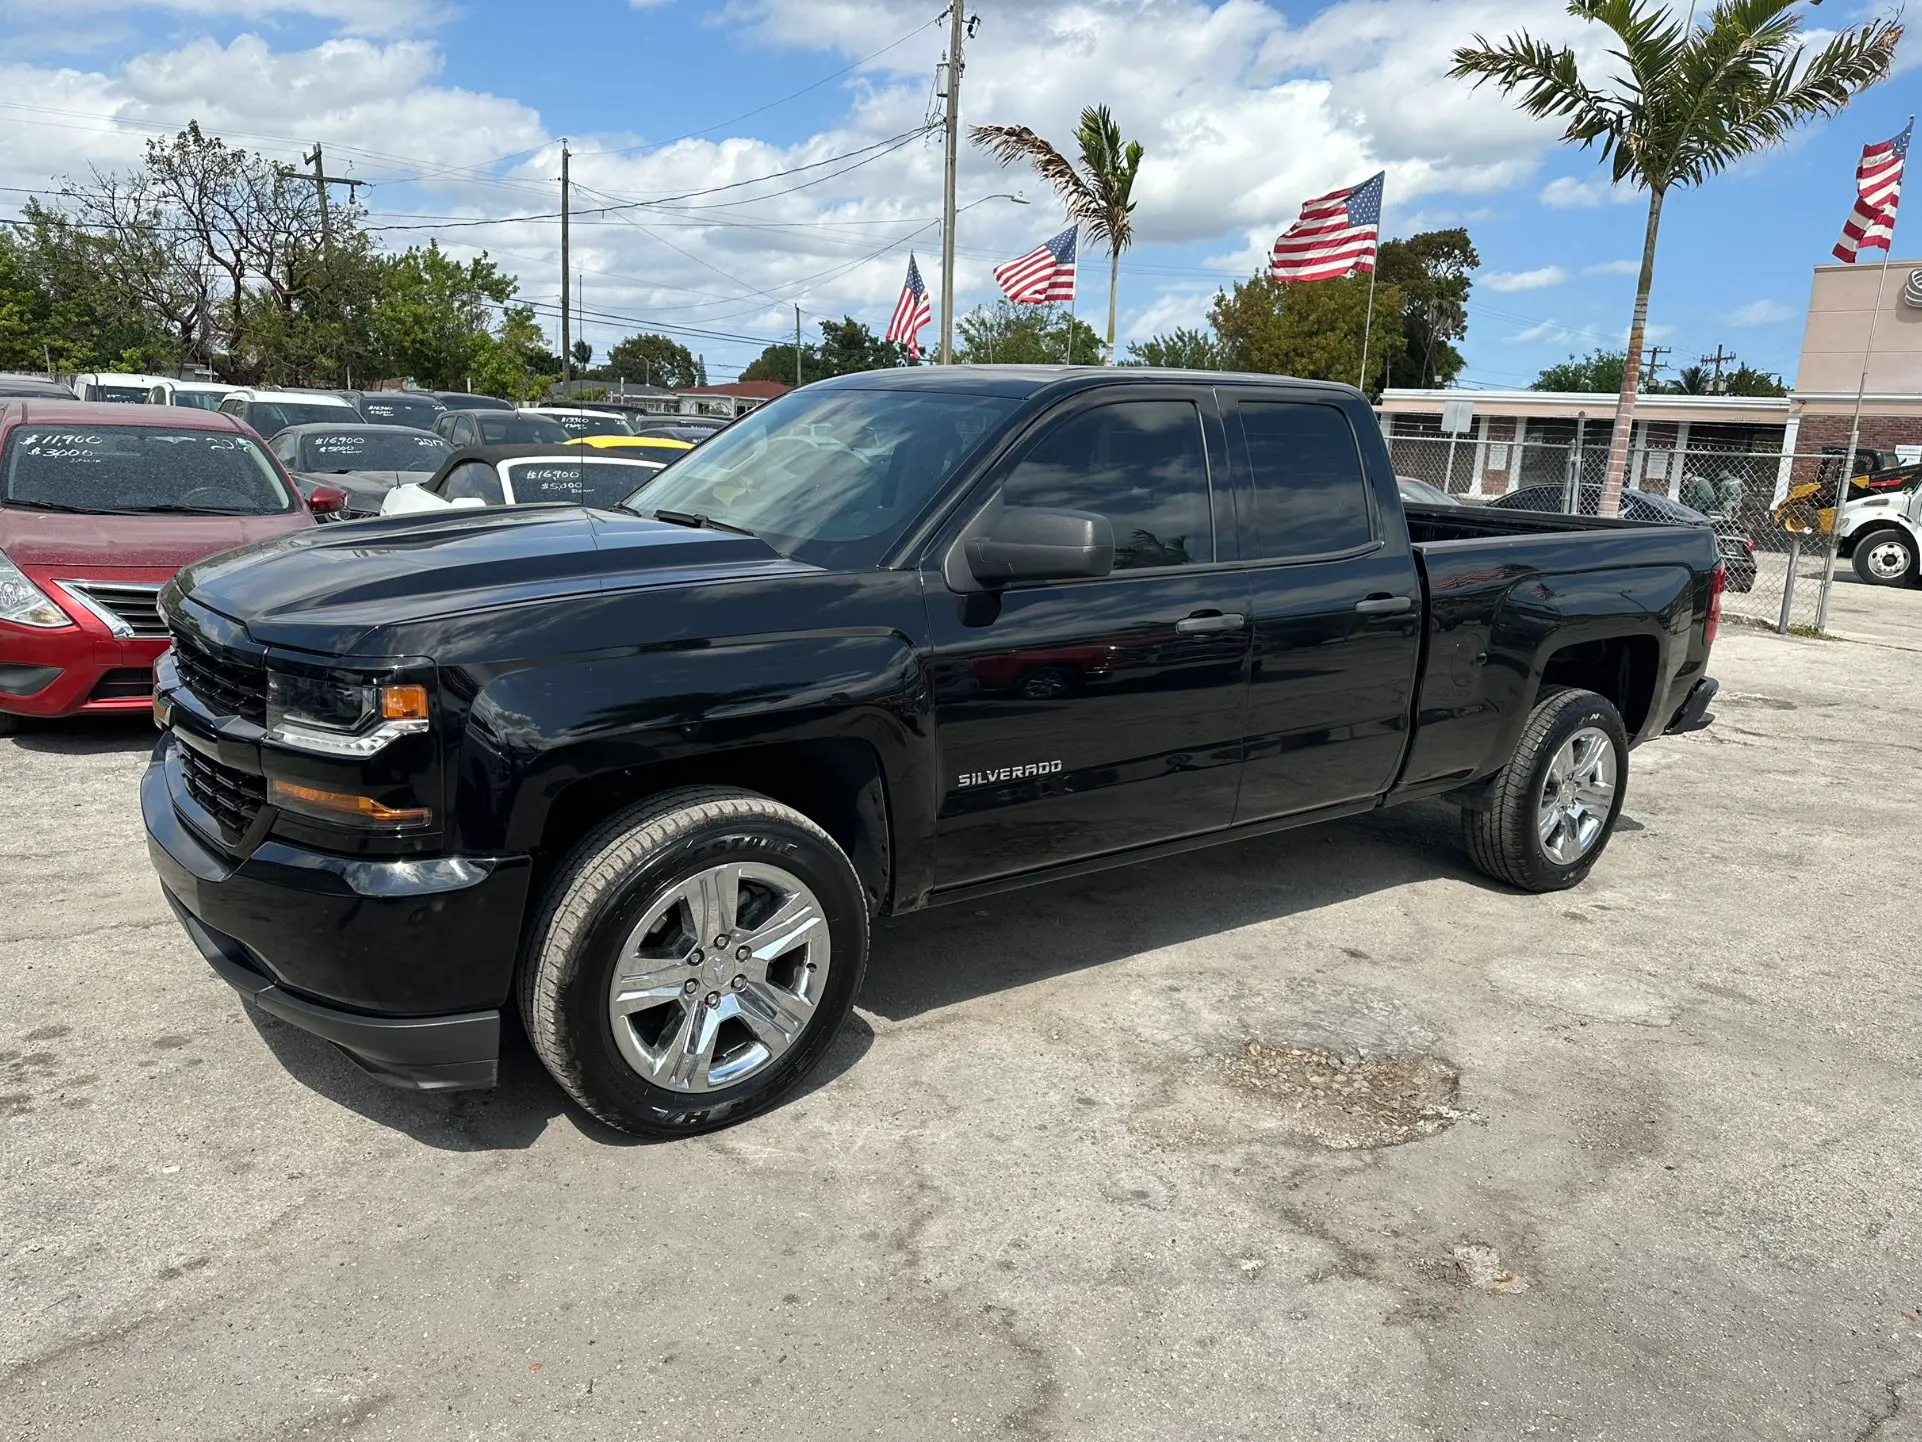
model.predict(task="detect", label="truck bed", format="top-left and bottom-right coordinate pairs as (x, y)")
top-left (1393, 503), bottom-right (1722, 800)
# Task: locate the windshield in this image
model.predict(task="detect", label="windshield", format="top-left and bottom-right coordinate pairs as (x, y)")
top-left (93, 386), bottom-right (150, 404)
top-left (549, 412), bottom-right (631, 438)
top-left (623, 387), bottom-right (1019, 565)
top-left (171, 391), bottom-right (228, 411)
top-left (508, 458), bottom-right (664, 508)
top-left (358, 395), bottom-right (443, 429)
top-left (250, 401), bottom-right (356, 436)
top-left (477, 413), bottom-right (572, 444)
top-left (1, 425), bottom-right (295, 514)
top-left (300, 431), bottom-right (451, 473)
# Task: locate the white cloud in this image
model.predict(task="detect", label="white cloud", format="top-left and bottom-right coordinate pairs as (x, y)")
top-left (1539, 175), bottom-right (1639, 208)
top-left (14, 0), bottom-right (449, 39)
top-left (1123, 286), bottom-right (1220, 343)
top-left (1584, 259), bottom-right (1639, 276)
top-left (1484, 265), bottom-right (1567, 292)
top-left (1725, 298), bottom-right (1794, 327)
top-left (1508, 319), bottom-right (1569, 344)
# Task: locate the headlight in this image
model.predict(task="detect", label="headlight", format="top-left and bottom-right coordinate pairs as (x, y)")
top-left (0, 548), bottom-right (72, 629)
top-left (266, 668), bottom-right (431, 757)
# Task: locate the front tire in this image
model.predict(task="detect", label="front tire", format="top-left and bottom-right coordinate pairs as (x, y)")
top-left (519, 787), bottom-right (868, 1137)
top-left (1851, 529), bottom-right (1918, 587)
top-left (1461, 688), bottom-right (1628, 893)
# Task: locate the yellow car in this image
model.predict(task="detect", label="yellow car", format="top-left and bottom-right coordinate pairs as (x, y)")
top-left (566, 434), bottom-right (694, 461)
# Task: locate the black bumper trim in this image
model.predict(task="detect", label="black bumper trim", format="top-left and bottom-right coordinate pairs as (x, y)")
top-left (1666, 677), bottom-right (1719, 735)
top-left (164, 891), bottom-right (500, 1091)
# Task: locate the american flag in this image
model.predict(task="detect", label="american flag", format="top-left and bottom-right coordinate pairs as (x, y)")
top-left (885, 254), bottom-right (932, 359)
top-left (993, 225), bottom-right (1078, 304)
top-left (1271, 172), bottom-right (1384, 283)
top-left (1833, 121), bottom-right (1910, 263)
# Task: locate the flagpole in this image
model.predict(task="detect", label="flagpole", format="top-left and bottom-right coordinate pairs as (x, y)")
top-left (1356, 263), bottom-right (1378, 392)
top-left (1815, 115), bottom-right (1910, 632)
top-left (1814, 244), bottom-right (1900, 631)
top-left (1065, 225), bottom-right (1079, 364)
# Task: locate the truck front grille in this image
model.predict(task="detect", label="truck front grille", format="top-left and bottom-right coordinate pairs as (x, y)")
top-left (178, 744), bottom-right (266, 837)
top-left (170, 626), bottom-right (267, 725)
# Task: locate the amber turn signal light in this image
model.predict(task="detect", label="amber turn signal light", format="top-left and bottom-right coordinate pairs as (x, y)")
top-left (379, 683), bottom-right (430, 723)
top-left (269, 779), bottom-right (432, 827)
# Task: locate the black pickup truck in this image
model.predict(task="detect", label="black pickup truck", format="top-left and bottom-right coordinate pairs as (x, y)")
top-left (144, 368), bottom-right (1724, 1135)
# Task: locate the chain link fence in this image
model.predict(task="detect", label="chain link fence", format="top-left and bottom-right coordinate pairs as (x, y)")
top-left (1385, 434), bottom-right (1849, 634)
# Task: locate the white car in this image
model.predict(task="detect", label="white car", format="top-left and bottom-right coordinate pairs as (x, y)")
top-left (72, 371), bottom-right (168, 404)
top-left (218, 387), bottom-right (362, 440)
top-left (381, 449), bottom-right (673, 516)
top-left (149, 379), bottom-right (239, 411)
top-left (1840, 481), bottom-right (1922, 587)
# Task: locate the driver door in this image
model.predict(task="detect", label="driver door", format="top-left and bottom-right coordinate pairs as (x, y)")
top-left (924, 390), bottom-right (1251, 891)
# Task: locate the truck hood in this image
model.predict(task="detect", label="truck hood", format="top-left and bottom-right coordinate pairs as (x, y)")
top-left (169, 505), bottom-right (806, 653)
top-left (0, 506), bottom-right (309, 575)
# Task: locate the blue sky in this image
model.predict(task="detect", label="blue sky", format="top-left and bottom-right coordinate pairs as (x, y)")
top-left (0, 0), bottom-right (1912, 388)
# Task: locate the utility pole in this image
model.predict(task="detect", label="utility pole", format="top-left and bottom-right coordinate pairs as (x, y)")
top-left (1643, 344), bottom-right (1670, 388)
top-left (560, 143), bottom-right (571, 388)
top-left (291, 145), bottom-right (366, 250)
top-left (1702, 343), bottom-right (1733, 394)
top-left (937, 5), bottom-right (969, 366)
top-left (795, 305), bottom-right (803, 388)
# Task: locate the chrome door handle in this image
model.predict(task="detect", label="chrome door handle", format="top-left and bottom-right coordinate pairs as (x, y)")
top-left (1175, 611), bottom-right (1246, 635)
top-left (1354, 595), bottom-right (1414, 616)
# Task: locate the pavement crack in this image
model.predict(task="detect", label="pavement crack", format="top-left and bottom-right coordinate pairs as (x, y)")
top-left (1853, 1366), bottom-right (1922, 1442)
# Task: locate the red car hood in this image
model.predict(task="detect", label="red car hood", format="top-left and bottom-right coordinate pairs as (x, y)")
top-left (0, 507), bottom-right (310, 575)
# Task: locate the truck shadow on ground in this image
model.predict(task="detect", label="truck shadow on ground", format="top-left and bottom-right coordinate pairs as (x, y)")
top-left (232, 797), bottom-right (1517, 1150)
top-left (7, 715), bottom-right (157, 756)
top-left (240, 993), bottom-right (879, 1152)
top-left (860, 799), bottom-right (1507, 1022)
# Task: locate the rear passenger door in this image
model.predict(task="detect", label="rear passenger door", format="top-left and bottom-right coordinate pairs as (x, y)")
top-left (925, 390), bottom-right (1251, 889)
top-left (1223, 391), bottom-right (1423, 822)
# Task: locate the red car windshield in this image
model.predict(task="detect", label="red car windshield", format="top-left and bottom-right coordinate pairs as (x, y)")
top-left (1, 425), bottom-right (296, 516)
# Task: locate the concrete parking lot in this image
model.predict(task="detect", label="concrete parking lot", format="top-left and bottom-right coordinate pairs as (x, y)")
top-left (3, 615), bottom-right (1919, 1440)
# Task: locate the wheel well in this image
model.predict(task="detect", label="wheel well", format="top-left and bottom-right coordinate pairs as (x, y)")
top-left (1537, 634), bottom-right (1660, 734)
top-left (534, 739), bottom-right (894, 916)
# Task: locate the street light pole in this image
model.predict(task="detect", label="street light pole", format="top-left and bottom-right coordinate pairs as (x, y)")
top-left (937, 4), bottom-right (967, 365)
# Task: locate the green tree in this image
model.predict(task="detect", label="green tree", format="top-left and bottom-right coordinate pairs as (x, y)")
top-left (1723, 361), bottom-right (1785, 397)
top-left (739, 342), bottom-right (816, 386)
top-left (955, 300), bottom-right (1102, 365)
top-left (0, 205), bottom-right (178, 374)
top-left (816, 315), bottom-right (911, 375)
top-left (367, 243), bottom-right (519, 390)
top-left (972, 105), bottom-right (1144, 363)
top-left (1210, 273), bottom-right (1407, 395)
top-left (1532, 348), bottom-right (1629, 392)
top-left (468, 303), bottom-right (555, 401)
top-left (1375, 229), bottom-right (1480, 389)
top-left (1452, 0), bottom-right (1900, 511)
top-left (1124, 327), bottom-right (1227, 369)
top-left (570, 339), bottom-right (593, 370)
top-left (603, 331), bottom-right (700, 389)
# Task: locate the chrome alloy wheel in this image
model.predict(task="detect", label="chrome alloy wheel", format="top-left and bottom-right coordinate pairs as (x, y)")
top-left (606, 862), bottom-right (830, 1094)
top-left (1537, 726), bottom-right (1618, 866)
top-left (1863, 537), bottom-right (1913, 581)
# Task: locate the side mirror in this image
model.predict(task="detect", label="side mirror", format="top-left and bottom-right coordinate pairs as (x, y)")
top-left (307, 484), bottom-right (348, 517)
top-left (961, 506), bottom-right (1114, 587)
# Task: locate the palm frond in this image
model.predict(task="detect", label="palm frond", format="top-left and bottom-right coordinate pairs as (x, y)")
top-left (969, 124), bottom-right (1102, 222)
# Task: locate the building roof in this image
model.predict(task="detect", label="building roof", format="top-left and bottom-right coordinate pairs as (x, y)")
top-left (678, 380), bottom-right (793, 399)
top-left (1378, 387), bottom-right (1791, 426)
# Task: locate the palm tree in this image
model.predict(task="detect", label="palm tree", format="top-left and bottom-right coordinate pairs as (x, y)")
top-left (972, 106), bottom-right (1144, 364)
top-left (1451, 1), bottom-right (1900, 513)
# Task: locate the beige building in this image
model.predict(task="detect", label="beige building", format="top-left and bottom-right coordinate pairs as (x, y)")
top-left (1379, 257), bottom-right (1922, 501)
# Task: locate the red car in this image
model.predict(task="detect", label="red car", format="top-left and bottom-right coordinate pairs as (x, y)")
top-left (0, 402), bottom-right (335, 731)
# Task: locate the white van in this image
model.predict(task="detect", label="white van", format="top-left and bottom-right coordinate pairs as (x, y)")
top-left (72, 372), bottom-right (166, 404)
top-left (148, 379), bottom-right (238, 412)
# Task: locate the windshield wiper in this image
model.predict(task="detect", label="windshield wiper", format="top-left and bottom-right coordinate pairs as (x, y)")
top-left (2, 499), bottom-right (132, 514)
top-left (650, 508), bottom-right (756, 538)
top-left (131, 504), bottom-right (260, 515)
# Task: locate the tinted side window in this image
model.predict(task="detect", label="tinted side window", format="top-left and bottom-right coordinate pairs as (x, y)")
top-left (1002, 400), bottom-right (1212, 571)
top-left (441, 461), bottom-right (505, 504)
top-left (1239, 402), bottom-right (1373, 560)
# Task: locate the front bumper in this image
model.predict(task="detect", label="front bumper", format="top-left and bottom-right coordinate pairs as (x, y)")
top-left (143, 735), bottom-right (532, 1090)
top-left (0, 626), bottom-right (166, 719)
top-left (1665, 677), bottom-right (1719, 735)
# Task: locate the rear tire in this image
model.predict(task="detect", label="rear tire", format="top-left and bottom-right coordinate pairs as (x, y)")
top-left (1851, 529), bottom-right (1918, 587)
top-left (1461, 688), bottom-right (1628, 893)
top-left (518, 786), bottom-right (868, 1137)
top-left (0, 711), bottom-right (26, 736)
